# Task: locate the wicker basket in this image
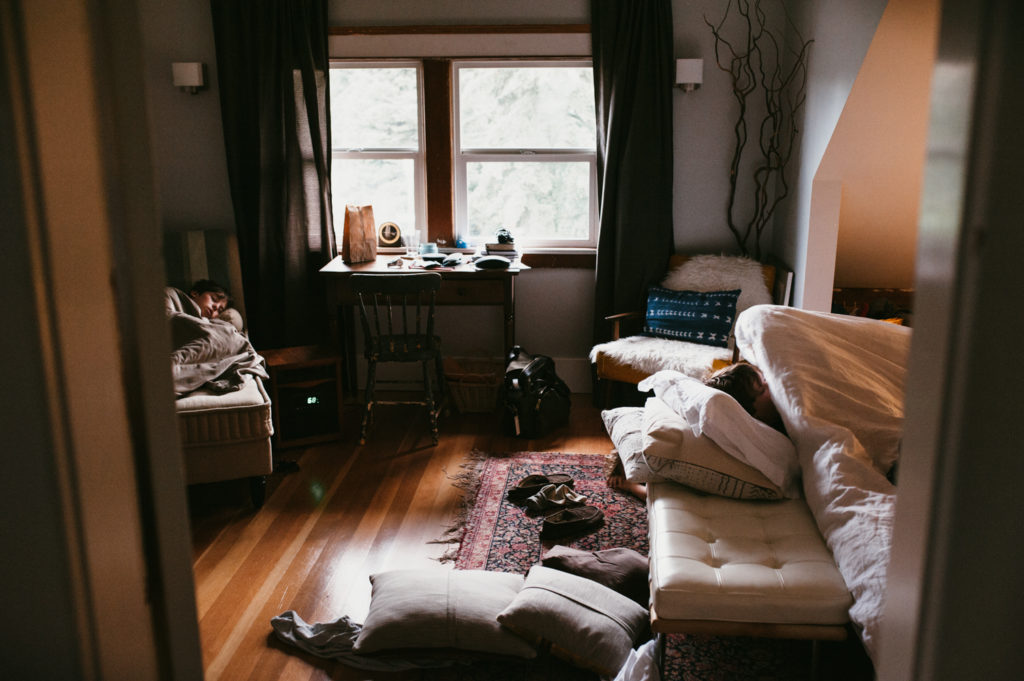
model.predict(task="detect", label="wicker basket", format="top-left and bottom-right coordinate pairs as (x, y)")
top-left (443, 357), bottom-right (503, 413)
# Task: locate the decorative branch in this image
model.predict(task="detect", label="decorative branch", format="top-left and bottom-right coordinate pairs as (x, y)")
top-left (706, 0), bottom-right (812, 260)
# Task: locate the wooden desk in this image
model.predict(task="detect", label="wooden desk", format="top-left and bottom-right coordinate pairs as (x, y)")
top-left (319, 255), bottom-right (528, 392)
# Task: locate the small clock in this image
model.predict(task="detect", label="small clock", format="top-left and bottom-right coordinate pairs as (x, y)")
top-left (378, 221), bottom-right (401, 247)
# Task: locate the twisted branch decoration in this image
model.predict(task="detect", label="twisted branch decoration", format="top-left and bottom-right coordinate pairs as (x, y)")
top-left (706, 0), bottom-right (812, 260)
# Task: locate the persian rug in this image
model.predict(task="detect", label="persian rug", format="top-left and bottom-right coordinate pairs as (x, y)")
top-left (433, 451), bottom-right (815, 681)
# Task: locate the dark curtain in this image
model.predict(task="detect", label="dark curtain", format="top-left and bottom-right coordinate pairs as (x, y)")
top-left (591, 0), bottom-right (675, 344)
top-left (210, 0), bottom-right (335, 349)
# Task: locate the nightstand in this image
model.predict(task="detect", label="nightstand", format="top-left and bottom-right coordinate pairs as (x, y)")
top-left (261, 345), bottom-right (344, 448)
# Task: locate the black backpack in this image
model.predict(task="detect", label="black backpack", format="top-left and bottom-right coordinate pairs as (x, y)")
top-left (501, 346), bottom-right (571, 438)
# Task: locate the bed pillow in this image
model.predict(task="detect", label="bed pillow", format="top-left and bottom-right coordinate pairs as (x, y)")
top-left (642, 287), bottom-right (739, 348)
top-left (353, 569), bottom-right (537, 659)
top-left (642, 397), bottom-right (782, 500)
top-left (661, 254), bottom-right (772, 316)
top-left (496, 566), bottom-right (649, 677)
top-left (638, 371), bottom-right (800, 497)
top-left (600, 407), bottom-right (657, 483)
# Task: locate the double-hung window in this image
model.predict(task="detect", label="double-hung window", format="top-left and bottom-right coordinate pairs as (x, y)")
top-left (453, 61), bottom-right (597, 249)
top-left (329, 58), bottom-right (596, 251)
top-left (328, 62), bottom-right (424, 237)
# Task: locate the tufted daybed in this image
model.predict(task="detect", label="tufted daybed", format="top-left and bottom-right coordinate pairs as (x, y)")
top-left (633, 304), bottom-right (909, 668)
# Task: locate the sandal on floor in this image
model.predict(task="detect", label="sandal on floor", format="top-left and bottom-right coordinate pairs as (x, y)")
top-left (539, 505), bottom-right (604, 540)
top-left (507, 473), bottom-right (574, 503)
top-left (524, 484), bottom-right (588, 514)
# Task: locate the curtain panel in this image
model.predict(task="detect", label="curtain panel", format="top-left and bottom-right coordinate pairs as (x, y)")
top-left (591, 0), bottom-right (675, 344)
top-left (211, 0), bottom-right (335, 349)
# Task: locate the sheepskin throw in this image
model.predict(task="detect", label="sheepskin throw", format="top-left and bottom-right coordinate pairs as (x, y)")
top-left (661, 255), bottom-right (772, 315)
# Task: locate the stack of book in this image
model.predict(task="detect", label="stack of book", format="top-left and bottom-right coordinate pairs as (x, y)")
top-left (484, 242), bottom-right (518, 257)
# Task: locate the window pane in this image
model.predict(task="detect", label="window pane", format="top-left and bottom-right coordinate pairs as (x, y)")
top-left (330, 68), bottom-right (419, 149)
top-left (465, 161), bottom-right (590, 242)
top-left (331, 159), bottom-right (416, 236)
top-left (459, 67), bottom-right (595, 149)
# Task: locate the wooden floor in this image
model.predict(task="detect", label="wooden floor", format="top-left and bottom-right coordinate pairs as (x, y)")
top-left (188, 396), bottom-right (614, 681)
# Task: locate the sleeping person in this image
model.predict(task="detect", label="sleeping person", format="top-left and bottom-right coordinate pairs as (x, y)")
top-left (606, 361), bottom-right (786, 500)
top-left (164, 280), bottom-right (265, 395)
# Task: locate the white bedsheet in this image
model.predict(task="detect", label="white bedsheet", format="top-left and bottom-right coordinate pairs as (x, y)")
top-left (735, 305), bottom-right (911, 663)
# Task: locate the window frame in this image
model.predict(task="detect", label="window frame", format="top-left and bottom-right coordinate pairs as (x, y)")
top-left (328, 60), bottom-right (427, 242)
top-left (452, 59), bottom-right (598, 250)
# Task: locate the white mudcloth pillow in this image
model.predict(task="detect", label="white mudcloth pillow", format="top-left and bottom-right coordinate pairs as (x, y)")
top-left (600, 407), bottom-right (655, 483)
top-left (642, 397), bottom-right (782, 500)
top-left (639, 370), bottom-right (800, 497)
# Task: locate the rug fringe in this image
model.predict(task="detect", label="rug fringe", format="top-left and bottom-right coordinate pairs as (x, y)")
top-left (429, 449), bottom-right (491, 562)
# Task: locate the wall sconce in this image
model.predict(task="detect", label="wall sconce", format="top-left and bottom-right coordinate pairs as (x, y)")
top-left (675, 59), bottom-right (703, 92)
top-left (171, 62), bottom-right (205, 94)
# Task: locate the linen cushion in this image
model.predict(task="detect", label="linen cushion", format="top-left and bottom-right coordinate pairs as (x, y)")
top-left (661, 254), bottom-right (772, 316)
top-left (639, 371), bottom-right (800, 497)
top-left (600, 407), bottom-right (655, 483)
top-left (642, 397), bottom-right (783, 500)
top-left (642, 287), bottom-right (739, 348)
top-left (353, 569), bottom-right (536, 658)
top-left (496, 566), bottom-right (649, 677)
top-left (540, 545), bottom-right (650, 607)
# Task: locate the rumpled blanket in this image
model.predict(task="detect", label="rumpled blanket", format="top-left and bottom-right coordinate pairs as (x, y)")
top-left (735, 304), bottom-right (911, 665)
top-left (165, 287), bottom-right (268, 396)
top-left (271, 611), bottom-right (457, 671)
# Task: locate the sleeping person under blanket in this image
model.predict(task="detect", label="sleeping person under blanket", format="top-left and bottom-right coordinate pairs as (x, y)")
top-left (164, 280), bottom-right (266, 396)
top-left (606, 361), bottom-right (785, 500)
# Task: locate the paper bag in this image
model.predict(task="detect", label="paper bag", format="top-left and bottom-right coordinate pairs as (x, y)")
top-left (342, 204), bottom-right (378, 263)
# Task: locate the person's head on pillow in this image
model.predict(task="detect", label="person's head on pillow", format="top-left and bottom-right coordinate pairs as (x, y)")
top-left (704, 361), bottom-right (784, 433)
top-left (189, 279), bottom-right (230, 319)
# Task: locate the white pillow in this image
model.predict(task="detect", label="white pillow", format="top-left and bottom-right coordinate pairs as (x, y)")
top-left (642, 397), bottom-right (782, 499)
top-left (638, 370), bottom-right (800, 497)
top-left (600, 407), bottom-right (656, 483)
top-left (661, 254), bottom-right (772, 316)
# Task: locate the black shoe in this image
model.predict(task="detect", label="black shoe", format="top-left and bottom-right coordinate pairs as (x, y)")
top-left (539, 505), bottom-right (604, 540)
top-left (507, 473), bottom-right (574, 504)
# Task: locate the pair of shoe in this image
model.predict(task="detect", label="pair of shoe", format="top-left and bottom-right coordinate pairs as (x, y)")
top-left (523, 483), bottom-right (587, 514)
top-left (507, 473), bottom-right (574, 504)
top-left (540, 505), bottom-right (604, 540)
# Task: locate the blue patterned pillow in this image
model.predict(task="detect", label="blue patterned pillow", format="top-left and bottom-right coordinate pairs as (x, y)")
top-left (642, 287), bottom-right (740, 347)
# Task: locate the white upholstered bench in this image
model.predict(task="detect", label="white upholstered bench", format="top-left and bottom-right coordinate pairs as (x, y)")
top-left (647, 481), bottom-right (852, 641)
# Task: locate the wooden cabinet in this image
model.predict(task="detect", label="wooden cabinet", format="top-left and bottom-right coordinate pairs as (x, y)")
top-left (261, 345), bottom-right (344, 448)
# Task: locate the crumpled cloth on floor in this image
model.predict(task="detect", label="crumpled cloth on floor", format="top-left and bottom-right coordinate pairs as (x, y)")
top-left (271, 611), bottom-right (456, 671)
top-left (612, 638), bottom-right (660, 681)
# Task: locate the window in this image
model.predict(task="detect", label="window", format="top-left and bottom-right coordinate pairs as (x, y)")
top-left (454, 61), bottom-right (597, 248)
top-left (329, 62), bottom-right (424, 239)
top-left (329, 59), bottom-right (596, 250)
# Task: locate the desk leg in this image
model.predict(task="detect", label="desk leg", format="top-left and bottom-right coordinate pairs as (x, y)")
top-left (503, 275), bottom-right (516, 354)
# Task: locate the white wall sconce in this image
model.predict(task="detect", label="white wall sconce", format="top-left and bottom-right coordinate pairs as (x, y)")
top-left (172, 62), bottom-right (205, 94)
top-left (675, 58), bottom-right (703, 92)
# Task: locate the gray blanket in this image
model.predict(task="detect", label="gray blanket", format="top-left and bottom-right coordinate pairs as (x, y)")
top-left (165, 288), bottom-right (268, 396)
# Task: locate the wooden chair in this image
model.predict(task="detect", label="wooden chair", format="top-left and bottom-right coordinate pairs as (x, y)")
top-left (351, 273), bottom-right (446, 445)
top-left (591, 254), bottom-right (787, 406)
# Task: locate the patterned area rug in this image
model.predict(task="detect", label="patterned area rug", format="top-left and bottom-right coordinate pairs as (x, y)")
top-left (434, 451), bottom-right (815, 681)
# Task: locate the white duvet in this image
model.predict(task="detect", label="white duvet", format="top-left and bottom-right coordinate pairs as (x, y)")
top-left (735, 305), bottom-right (911, 664)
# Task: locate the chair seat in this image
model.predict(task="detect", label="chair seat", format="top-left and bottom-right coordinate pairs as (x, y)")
top-left (590, 336), bottom-right (732, 384)
top-left (367, 334), bottom-right (441, 362)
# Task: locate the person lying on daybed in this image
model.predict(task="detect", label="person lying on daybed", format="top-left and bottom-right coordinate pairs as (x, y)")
top-left (164, 279), bottom-right (267, 397)
top-left (607, 361), bottom-right (787, 500)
